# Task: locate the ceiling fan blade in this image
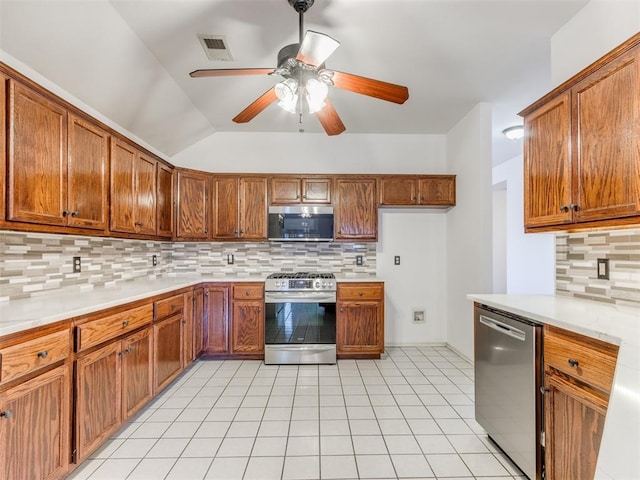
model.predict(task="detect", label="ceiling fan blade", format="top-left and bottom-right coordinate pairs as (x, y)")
top-left (296, 30), bottom-right (340, 67)
top-left (190, 68), bottom-right (274, 78)
top-left (232, 87), bottom-right (278, 123)
top-left (315, 98), bottom-right (346, 136)
top-left (329, 71), bottom-right (409, 104)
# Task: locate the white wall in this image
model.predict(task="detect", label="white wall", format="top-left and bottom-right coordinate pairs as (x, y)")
top-left (446, 103), bottom-right (494, 360)
top-left (492, 185), bottom-right (507, 294)
top-left (492, 156), bottom-right (555, 294)
top-left (551, 0), bottom-right (640, 86)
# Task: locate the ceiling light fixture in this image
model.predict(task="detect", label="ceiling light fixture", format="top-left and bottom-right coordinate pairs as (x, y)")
top-left (503, 125), bottom-right (524, 140)
top-left (274, 76), bottom-right (329, 115)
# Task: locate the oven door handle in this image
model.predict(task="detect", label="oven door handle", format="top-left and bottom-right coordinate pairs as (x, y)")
top-left (265, 292), bottom-right (336, 303)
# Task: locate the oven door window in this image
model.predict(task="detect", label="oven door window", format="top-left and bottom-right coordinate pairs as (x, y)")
top-left (265, 302), bottom-right (336, 344)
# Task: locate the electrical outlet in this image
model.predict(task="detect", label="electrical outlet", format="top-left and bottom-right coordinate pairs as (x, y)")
top-left (227, 254), bottom-right (234, 265)
top-left (73, 256), bottom-right (81, 273)
top-left (356, 255), bottom-right (363, 266)
top-left (152, 255), bottom-right (157, 266)
top-left (394, 256), bottom-right (401, 265)
top-left (413, 310), bottom-right (425, 323)
top-left (597, 258), bottom-right (610, 280)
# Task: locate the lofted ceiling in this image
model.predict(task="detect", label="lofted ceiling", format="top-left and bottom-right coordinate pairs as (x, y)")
top-left (0, 0), bottom-right (589, 164)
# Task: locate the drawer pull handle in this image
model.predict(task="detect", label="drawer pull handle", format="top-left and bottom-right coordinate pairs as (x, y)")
top-left (37, 351), bottom-right (48, 359)
top-left (123, 320), bottom-right (130, 328)
top-left (0, 410), bottom-right (14, 419)
top-left (568, 358), bottom-right (579, 367)
top-left (246, 291), bottom-right (250, 296)
top-left (358, 292), bottom-right (364, 296)
top-left (170, 304), bottom-right (177, 309)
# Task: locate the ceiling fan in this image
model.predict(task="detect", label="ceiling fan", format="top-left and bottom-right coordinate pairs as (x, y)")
top-left (190, 0), bottom-right (409, 136)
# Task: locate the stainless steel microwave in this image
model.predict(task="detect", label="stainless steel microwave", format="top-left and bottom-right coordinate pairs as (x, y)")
top-left (268, 206), bottom-right (334, 242)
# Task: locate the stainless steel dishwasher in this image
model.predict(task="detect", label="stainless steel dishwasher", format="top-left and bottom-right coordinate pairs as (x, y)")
top-left (474, 304), bottom-right (543, 480)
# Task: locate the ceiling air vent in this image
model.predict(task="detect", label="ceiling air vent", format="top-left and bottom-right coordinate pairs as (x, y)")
top-left (198, 34), bottom-right (233, 61)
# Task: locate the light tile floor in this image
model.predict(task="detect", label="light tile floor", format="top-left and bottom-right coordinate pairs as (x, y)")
top-left (67, 346), bottom-right (528, 480)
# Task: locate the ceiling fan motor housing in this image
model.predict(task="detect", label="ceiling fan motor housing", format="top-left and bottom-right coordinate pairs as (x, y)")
top-left (289, 0), bottom-right (314, 13)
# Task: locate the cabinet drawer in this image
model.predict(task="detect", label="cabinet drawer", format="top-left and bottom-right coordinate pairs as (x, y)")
top-left (76, 304), bottom-right (153, 352)
top-left (232, 283), bottom-right (264, 300)
top-left (0, 329), bottom-right (70, 385)
top-left (544, 326), bottom-right (618, 393)
top-left (155, 294), bottom-right (184, 321)
top-left (338, 283), bottom-right (384, 301)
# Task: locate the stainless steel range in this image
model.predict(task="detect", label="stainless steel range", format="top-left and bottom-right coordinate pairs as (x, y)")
top-left (264, 272), bottom-right (337, 365)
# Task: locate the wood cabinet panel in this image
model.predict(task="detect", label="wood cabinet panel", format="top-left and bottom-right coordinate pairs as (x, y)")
top-left (154, 314), bottom-right (183, 393)
top-left (156, 163), bottom-right (174, 238)
top-left (109, 138), bottom-right (137, 234)
top-left (183, 291), bottom-right (195, 366)
top-left (76, 304), bottom-right (153, 352)
top-left (121, 327), bottom-right (153, 419)
top-left (418, 176), bottom-right (456, 206)
top-left (302, 178), bottom-right (332, 204)
top-left (0, 364), bottom-right (70, 480)
top-left (523, 94), bottom-right (572, 228)
top-left (7, 81), bottom-right (68, 226)
top-left (67, 114), bottom-right (109, 230)
top-left (193, 287), bottom-right (204, 357)
top-left (75, 341), bottom-right (122, 462)
top-left (212, 177), bottom-right (239, 239)
top-left (232, 283), bottom-right (264, 300)
top-left (0, 73), bottom-right (6, 220)
top-left (379, 177), bottom-right (417, 205)
top-left (176, 169), bottom-right (210, 240)
top-left (270, 176), bottom-right (332, 204)
top-left (135, 153), bottom-right (157, 235)
top-left (337, 282), bottom-right (384, 358)
top-left (270, 177), bottom-right (300, 204)
top-left (239, 177), bottom-right (267, 239)
top-left (0, 329), bottom-right (70, 385)
top-left (204, 285), bottom-right (230, 355)
top-left (338, 284), bottom-right (383, 301)
top-left (231, 301), bottom-right (264, 354)
top-left (335, 178), bottom-right (377, 241)
top-left (155, 294), bottom-right (184, 321)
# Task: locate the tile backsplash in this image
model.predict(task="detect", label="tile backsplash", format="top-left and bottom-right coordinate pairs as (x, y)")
top-left (0, 231), bottom-right (376, 302)
top-left (556, 228), bottom-right (640, 307)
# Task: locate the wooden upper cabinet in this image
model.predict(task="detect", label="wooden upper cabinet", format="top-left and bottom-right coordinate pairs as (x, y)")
top-left (213, 176), bottom-right (267, 240)
top-left (110, 138), bottom-right (157, 235)
top-left (523, 93), bottom-right (572, 228)
top-left (7, 80), bottom-right (68, 226)
top-left (379, 175), bottom-right (455, 207)
top-left (67, 114), bottom-right (109, 230)
top-left (335, 178), bottom-right (377, 241)
top-left (270, 176), bottom-right (332, 204)
top-left (156, 164), bottom-right (174, 238)
top-left (572, 46), bottom-right (640, 223)
top-left (521, 36), bottom-right (640, 231)
top-left (0, 74), bottom-right (6, 221)
top-left (176, 169), bottom-right (210, 240)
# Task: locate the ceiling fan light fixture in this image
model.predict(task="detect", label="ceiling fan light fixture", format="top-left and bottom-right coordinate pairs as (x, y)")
top-left (275, 78), bottom-right (298, 103)
top-left (278, 97), bottom-right (299, 114)
top-left (306, 77), bottom-right (328, 102)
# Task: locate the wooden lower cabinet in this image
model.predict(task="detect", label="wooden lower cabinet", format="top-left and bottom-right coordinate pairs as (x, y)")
top-left (154, 314), bottom-right (184, 393)
top-left (231, 284), bottom-right (264, 356)
top-left (0, 364), bottom-right (70, 480)
top-left (336, 282), bottom-right (384, 358)
top-left (121, 328), bottom-right (153, 419)
top-left (203, 284), bottom-right (230, 355)
top-left (193, 287), bottom-right (204, 357)
top-left (183, 290), bottom-right (195, 367)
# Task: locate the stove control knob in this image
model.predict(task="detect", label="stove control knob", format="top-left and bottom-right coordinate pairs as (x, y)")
top-left (315, 280), bottom-right (321, 289)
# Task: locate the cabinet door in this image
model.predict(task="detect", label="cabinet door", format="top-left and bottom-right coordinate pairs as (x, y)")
top-left (544, 371), bottom-right (608, 480)
top-left (337, 301), bottom-right (383, 355)
top-left (418, 176), bottom-right (455, 206)
top-left (193, 287), bottom-right (204, 357)
top-left (239, 177), bottom-right (267, 239)
top-left (75, 341), bottom-right (122, 462)
top-left (67, 114), bottom-right (109, 230)
top-left (523, 93), bottom-right (573, 228)
top-left (110, 138), bottom-right (137, 233)
top-left (573, 47), bottom-right (640, 222)
top-left (176, 170), bottom-right (210, 240)
top-left (231, 301), bottom-right (264, 354)
top-left (135, 153), bottom-right (157, 235)
top-left (0, 74), bottom-right (6, 220)
top-left (204, 285), bottom-right (230, 354)
top-left (121, 328), bottom-right (153, 419)
top-left (270, 177), bottom-right (301, 204)
top-left (183, 291), bottom-right (195, 366)
top-left (379, 177), bottom-right (417, 205)
top-left (154, 314), bottom-right (183, 393)
top-left (302, 178), bottom-right (332, 204)
top-left (0, 364), bottom-right (70, 480)
top-left (335, 178), bottom-right (377, 240)
top-left (213, 177), bottom-right (239, 239)
top-left (7, 81), bottom-right (68, 225)
top-left (156, 164), bottom-right (174, 238)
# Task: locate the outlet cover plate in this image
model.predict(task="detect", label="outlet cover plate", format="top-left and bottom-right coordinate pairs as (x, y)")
top-left (597, 258), bottom-right (610, 280)
top-left (73, 256), bottom-right (81, 273)
top-left (356, 255), bottom-right (363, 266)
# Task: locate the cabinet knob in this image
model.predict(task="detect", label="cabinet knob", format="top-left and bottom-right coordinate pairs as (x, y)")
top-left (71, 211), bottom-right (79, 217)
top-left (560, 205), bottom-right (570, 213)
top-left (134, 221), bottom-right (143, 227)
top-left (0, 410), bottom-right (14, 419)
top-left (122, 320), bottom-right (130, 328)
top-left (245, 291), bottom-right (250, 296)
top-left (303, 194), bottom-right (307, 199)
top-left (540, 387), bottom-right (550, 395)
top-left (62, 210), bottom-right (70, 217)
top-left (358, 292), bottom-right (364, 296)
top-left (567, 358), bottom-right (579, 367)
top-left (126, 347), bottom-right (132, 354)
top-left (569, 204), bottom-right (579, 212)
top-left (37, 351), bottom-right (48, 359)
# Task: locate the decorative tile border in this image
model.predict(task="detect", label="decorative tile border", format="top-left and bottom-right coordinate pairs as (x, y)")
top-left (556, 228), bottom-right (640, 307)
top-left (0, 231), bottom-right (376, 302)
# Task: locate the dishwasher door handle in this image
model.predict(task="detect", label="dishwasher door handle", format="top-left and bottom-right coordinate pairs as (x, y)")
top-left (479, 315), bottom-right (526, 342)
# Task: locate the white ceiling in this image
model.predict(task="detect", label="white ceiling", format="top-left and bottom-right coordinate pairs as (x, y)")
top-left (0, 0), bottom-right (589, 164)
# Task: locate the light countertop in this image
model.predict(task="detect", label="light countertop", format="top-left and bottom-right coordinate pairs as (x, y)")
top-left (467, 294), bottom-right (640, 480)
